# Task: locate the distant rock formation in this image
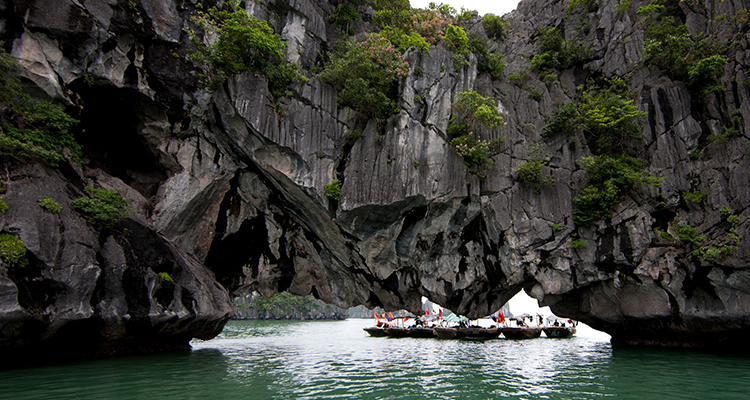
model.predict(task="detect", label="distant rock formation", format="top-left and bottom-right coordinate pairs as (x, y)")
top-left (348, 304), bottom-right (425, 319)
top-left (233, 292), bottom-right (347, 320)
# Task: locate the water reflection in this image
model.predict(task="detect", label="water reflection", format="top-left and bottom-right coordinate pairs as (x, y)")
top-left (602, 345), bottom-right (750, 400)
top-left (0, 348), bottom-right (246, 399)
top-left (193, 320), bottom-right (617, 399)
top-left (3, 320), bottom-right (750, 399)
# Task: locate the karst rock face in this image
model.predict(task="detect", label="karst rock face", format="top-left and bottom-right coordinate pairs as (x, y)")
top-left (0, 0), bottom-right (748, 362)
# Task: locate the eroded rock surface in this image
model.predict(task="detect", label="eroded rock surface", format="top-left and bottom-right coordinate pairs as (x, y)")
top-left (0, 0), bottom-right (749, 361)
top-left (0, 163), bottom-right (232, 364)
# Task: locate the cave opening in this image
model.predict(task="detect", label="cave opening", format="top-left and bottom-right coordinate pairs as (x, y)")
top-left (72, 82), bottom-right (174, 199)
top-left (7, 252), bottom-right (64, 318)
top-left (651, 209), bottom-right (676, 231)
top-left (204, 216), bottom-right (272, 291)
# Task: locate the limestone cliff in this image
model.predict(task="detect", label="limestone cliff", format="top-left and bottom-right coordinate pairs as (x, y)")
top-left (0, 0), bottom-right (748, 363)
top-left (233, 291), bottom-right (347, 320)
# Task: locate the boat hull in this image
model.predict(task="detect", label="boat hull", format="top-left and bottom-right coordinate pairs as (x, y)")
top-left (384, 327), bottom-right (410, 337)
top-left (407, 327), bottom-right (437, 338)
top-left (433, 327), bottom-right (463, 339)
top-left (363, 327), bottom-right (388, 337)
top-left (433, 327), bottom-right (501, 340)
top-left (461, 327), bottom-right (501, 340)
top-left (501, 327), bottom-right (543, 339)
top-left (543, 327), bottom-right (576, 338)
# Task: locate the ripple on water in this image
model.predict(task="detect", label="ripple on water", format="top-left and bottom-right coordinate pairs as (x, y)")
top-left (4, 320), bottom-right (750, 399)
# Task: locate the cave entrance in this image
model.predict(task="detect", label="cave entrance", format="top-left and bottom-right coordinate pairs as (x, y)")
top-left (73, 83), bottom-right (176, 199)
top-left (204, 216), bottom-right (272, 291)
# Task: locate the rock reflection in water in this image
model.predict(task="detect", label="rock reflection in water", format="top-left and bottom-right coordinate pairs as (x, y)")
top-left (3, 320), bottom-right (750, 399)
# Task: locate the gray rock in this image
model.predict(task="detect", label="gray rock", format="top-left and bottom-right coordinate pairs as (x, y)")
top-left (0, 163), bottom-right (232, 364)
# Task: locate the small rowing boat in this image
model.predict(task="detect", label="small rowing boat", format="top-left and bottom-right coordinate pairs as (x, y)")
top-left (384, 326), bottom-right (410, 337)
top-left (406, 326), bottom-right (437, 338)
top-left (433, 327), bottom-right (463, 339)
top-left (543, 326), bottom-right (576, 338)
top-left (501, 327), bottom-right (543, 339)
top-left (433, 327), bottom-right (501, 340)
top-left (363, 326), bottom-right (388, 337)
top-left (461, 327), bottom-right (501, 340)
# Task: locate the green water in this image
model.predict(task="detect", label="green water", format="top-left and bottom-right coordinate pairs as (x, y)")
top-left (2, 319), bottom-right (750, 399)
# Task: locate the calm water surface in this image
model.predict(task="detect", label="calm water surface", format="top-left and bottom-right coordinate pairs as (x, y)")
top-left (2, 319), bottom-right (750, 399)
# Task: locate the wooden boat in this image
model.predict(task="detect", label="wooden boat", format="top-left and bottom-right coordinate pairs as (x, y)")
top-left (433, 327), bottom-right (501, 340)
top-left (384, 326), bottom-right (410, 337)
top-left (406, 326), bottom-right (437, 338)
top-left (501, 327), bottom-right (543, 339)
top-left (461, 327), bottom-right (501, 339)
top-left (433, 327), bottom-right (463, 339)
top-left (543, 326), bottom-right (576, 338)
top-left (363, 326), bottom-right (388, 337)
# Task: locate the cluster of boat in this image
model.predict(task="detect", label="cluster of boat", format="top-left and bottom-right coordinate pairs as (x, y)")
top-left (364, 324), bottom-right (576, 340)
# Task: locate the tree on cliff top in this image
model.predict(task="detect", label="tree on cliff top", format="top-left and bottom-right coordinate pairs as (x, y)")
top-left (319, 34), bottom-right (409, 123)
top-left (637, 3), bottom-right (728, 96)
top-left (187, 0), bottom-right (307, 96)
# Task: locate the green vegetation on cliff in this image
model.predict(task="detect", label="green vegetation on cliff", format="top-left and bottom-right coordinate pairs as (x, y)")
top-left (254, 292), bottom-right (320, 315)
top-left (531, 27), bottom-right (592, 72)
top-left (515, 145), bottom-right (554, 194)
top-left (573, 155), bottom-right (659, 226)
top-left (158, 272), bottom-right (175, 283)
top-left (38, 197), bottom-right (62, 214)
top-left (319, 1), bottom-right (510, 124)
top-left (379, 25), bottom-right (431, 53)
top-left (319, 34), bottom-right (409, 122)
top-left (674, 223), bottom-right (705, 246)
top-left (0, 233), bottom-right (27, 267)
top-left (324, 179), bottom-right (342, 200)
top-left (447, 90), bottom-right (504, 179)
top-left (329, 3), bottom-right (360, 35)
top-left (572, 80), bottom-right (660, 226)
top-left (0, 46), bottom-right (81, 166)
top-left (578, 79), bottom-right (646, 156)
top-left (468, 34), bottom-right (506, 79)
top-left (445, 24), bottom-right (470, 69)
top-left (691, 207), bottom-right (743, 262)
top-left (187, 0), bottom-right (306, 95)
top-left (637, 1), bottom-right (728, 95)
top-left (541, 102), bottom-right (577, 138)
top-left (448, 90), bottom-right (504, 133)
top-left (539, 78), bottom-right (659, 226)
top-left (234, 292), bottom-right (347, 320)
top-left (71, 187), bottom-right (130, 228)
top-left (482, 14), bottom-right (507, 41)
top-left (670, 208), bottom-right (744, 263)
